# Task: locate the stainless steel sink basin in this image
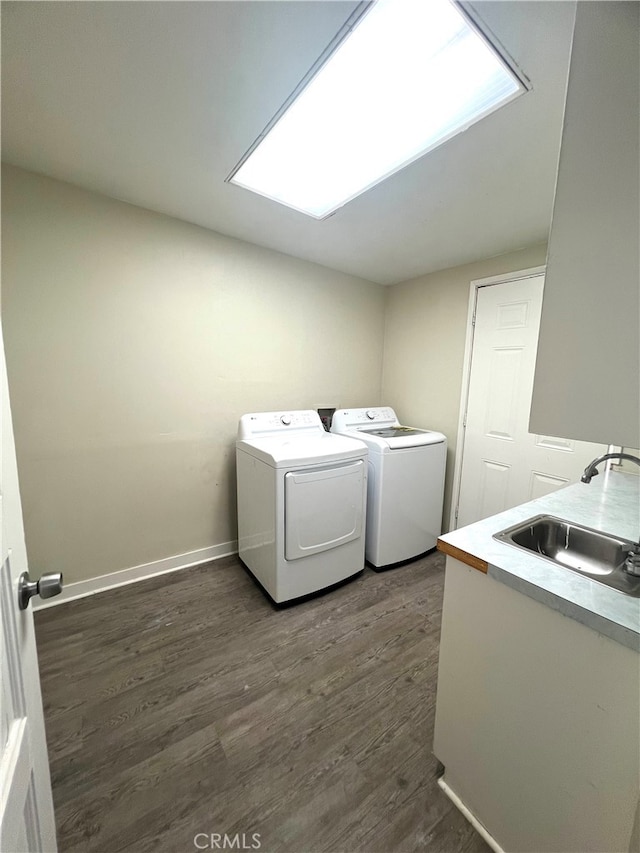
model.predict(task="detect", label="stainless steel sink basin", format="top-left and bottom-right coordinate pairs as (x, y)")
top-left (494, 515), bottom-right (640, 597)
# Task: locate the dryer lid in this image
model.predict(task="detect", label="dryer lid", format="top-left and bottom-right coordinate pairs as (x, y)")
top-left (236, 432), bottom-right (368, 468)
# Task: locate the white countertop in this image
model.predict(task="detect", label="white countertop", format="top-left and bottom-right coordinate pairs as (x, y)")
top-left (439, 471), bottom-right (640, 651)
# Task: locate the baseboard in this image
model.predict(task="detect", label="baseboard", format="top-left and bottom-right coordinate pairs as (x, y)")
top-left (33, 541), bottom-right (238, 610)
top-left (437, 777), bottom-right (504, 853)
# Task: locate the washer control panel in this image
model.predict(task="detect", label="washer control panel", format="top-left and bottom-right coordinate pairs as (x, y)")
top-left (333, 407), bottom-right (397, 430)
top-left (238, 410), bottom-right (324, 439)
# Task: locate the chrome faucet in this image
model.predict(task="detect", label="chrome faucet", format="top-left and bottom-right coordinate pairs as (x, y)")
top-left (581, 453), bottom-right (640, 483)
top-left (581, 452), bottom-right (640, 576)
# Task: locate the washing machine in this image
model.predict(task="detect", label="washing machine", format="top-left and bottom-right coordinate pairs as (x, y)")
top-left (331, 407), bottom-right (446, 569)
top-left (236, 410), bottom-right (368, 603)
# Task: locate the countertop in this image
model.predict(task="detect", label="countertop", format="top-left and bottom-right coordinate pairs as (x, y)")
top-left (438, 471), bottom-right (640, 651)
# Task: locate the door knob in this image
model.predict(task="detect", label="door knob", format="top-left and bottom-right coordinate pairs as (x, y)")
top-left (18, 571), bottom-right (63, 610)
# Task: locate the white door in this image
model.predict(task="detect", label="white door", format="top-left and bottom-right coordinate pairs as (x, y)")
top-left (455, 274), bottom-right (606, 529)
top-left (1, 325), bottom-right (58, 852)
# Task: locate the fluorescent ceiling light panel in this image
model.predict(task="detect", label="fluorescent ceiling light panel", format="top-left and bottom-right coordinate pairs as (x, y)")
top-left (229, 0), bottom-right (526, 219)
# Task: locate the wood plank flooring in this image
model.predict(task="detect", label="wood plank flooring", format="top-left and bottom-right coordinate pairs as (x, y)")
top-left (34, 552), bottom-right (491, 853)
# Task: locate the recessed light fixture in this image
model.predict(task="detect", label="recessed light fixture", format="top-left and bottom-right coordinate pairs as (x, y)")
top-left (228, 0), bottom-right (528, 219)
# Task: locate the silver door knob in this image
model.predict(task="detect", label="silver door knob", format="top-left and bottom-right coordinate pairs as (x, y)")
top-left (18, 571), bottom-right (63, 610)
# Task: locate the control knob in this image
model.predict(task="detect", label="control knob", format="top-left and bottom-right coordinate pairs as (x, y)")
top-left (280, 415), bottom-right (292, 425)
top-left (366, 410), bottom-right (376, 420)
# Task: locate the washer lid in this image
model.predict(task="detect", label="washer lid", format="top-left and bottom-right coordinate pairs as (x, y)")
top-left (334, 426), bottom-right (446, 451)
top-left (360, 426), bottom-right (425, 438)
top-left (237, 432), bottom-right (368, 468)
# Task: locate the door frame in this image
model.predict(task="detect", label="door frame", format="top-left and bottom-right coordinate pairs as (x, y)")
top-left (448, 265), bottom-right (546, 531)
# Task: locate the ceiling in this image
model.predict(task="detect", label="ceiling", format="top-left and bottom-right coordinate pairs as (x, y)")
top-left (1, 1), bottom-right (576, 285)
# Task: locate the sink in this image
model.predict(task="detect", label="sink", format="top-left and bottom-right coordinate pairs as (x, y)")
top-left (494, 515), bottom-right (640, 597)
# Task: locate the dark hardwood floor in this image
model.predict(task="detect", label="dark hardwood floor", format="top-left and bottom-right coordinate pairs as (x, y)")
top-left (34, 551), bottom-right (490, 853)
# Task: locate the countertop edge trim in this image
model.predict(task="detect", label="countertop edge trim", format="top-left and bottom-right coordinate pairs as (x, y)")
top-left (437, 539), bottom-right (488, 574)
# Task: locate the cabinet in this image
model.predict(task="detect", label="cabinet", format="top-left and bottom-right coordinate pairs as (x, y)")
top-left (433, 556), bottom-right (640, 852)
top-left (529, 2), bottom-right (639, 447)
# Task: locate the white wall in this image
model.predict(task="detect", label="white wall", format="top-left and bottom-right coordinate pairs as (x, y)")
top-left (1, 165), bottom-right (386, 584)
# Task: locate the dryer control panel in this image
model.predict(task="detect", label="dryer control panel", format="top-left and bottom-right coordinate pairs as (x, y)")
top-left (238, 410), bottom-right (325, 440)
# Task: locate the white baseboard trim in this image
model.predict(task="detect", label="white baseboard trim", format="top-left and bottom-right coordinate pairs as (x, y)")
top-left (33, 541), bottom-right (238, 610)
top-left (437, 777), bottom-right (504, 853)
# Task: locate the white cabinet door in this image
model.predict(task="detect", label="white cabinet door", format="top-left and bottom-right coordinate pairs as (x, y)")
top-left (530, 2), bottom-right (639, 448)
top-left (456, 275), bottom-right (606, 529)
top-left (0, 327), bottom-right (57, 852)
top-left (434, 557), bottom-right (640, 853)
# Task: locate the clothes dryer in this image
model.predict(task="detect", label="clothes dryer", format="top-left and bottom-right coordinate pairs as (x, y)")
top-left (236, 410), bottom-right (368, 603)
top-left (331, 407), bottom-right (446, 569)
